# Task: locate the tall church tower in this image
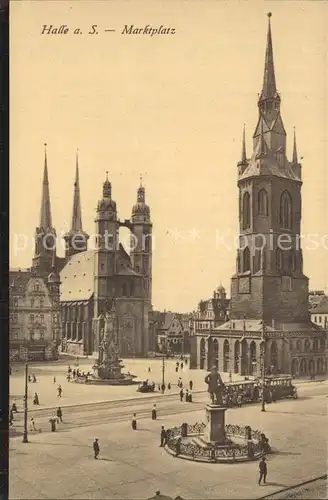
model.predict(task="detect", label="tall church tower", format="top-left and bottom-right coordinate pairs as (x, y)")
top-left (63, 150), bottom-right (89, 259)
top-left (32, 144), bottom-right (57, 276)
top-left (93, 172), bottom-right (118, 317)
top-left (230, 13), bottom-right (309, 325)
top-left (130, 176), bottom-right (152, 302)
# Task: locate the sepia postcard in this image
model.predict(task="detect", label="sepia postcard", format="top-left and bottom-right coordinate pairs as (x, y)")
top-left (8, 1), bottom-right (328, 499)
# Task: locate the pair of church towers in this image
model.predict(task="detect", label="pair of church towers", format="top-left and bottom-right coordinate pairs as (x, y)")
top-left (31, 147), bottom-right (152, 304)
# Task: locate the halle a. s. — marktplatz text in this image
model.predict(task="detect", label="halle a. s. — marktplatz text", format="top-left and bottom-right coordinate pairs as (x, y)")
top-left (122, 25), bottom-right (176, 36)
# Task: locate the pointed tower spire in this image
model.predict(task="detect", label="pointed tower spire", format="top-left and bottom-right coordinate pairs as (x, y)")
top-left (292, 127), bottom-right (298, 164)
top-left (63, 150), bottom-right (89, 259)
top-left (71, 149), bottom-right (83, 232)
top-left (260, 13), bottom-right (277, 100)
top-left (40, 143), bottom-right (53, 229)
top-left (241, 124), bottom-right (247, 163)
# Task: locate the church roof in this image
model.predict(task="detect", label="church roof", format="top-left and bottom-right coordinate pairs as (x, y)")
top-left (60, 250), bottom-right (95, 302)
top-left (215, 319), bottom-right (322, 333)
top-left (239, 137), bottom-right (300, 182)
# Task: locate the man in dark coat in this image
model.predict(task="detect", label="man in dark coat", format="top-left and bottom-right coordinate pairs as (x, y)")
top-left (57, 407), bottom-right (63, 423)
top-left (258, 456), bottom-right (267, 485)
top-left (160, 426), bottom-right (167, 447)
top-left (179, 388), bottom-right (184, 402)
top-left (93, 438), bottom-right (100, 459)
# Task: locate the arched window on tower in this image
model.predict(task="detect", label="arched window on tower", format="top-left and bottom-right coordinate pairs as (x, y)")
top-left (242, 192), bottom-right (251, 230)
top-left (289, 250), bottom-right (296, 272)
top-left (258, 189), bottom-right (268, 216)
top-left (243, 247), bottom-right (251, 272)
top-left (276, 248), bottom-right (283, 273)
top-left (280, 191), bottom-right (292, 229)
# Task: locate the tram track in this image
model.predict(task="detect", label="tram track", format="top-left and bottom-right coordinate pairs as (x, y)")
top-left (11, 400), bottom-right (206, 434)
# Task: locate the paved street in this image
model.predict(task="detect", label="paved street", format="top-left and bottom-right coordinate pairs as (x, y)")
top-left (9, 380), bottom-right (327, 499)
top-left (10, 357), bottom-right (244, 410)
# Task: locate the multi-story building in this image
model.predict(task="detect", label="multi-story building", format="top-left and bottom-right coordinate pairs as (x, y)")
top-left (9, 149), bottom-right (61, 361)
top-left (190, 14), bottom-right (327, 377)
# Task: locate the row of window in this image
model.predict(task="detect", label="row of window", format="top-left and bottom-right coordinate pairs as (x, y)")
top-left (240, 247), bottom-right (297, 274)
top-left (242, 190), bottom-right (292, 230)
top-left (11, 297), bottom-right (45, 308)
top-left (312, 315), bottom-right (328, 327)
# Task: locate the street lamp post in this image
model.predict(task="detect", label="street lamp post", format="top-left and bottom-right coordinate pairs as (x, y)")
top-left (261, 322), bottom-right (266, 412)
top-left (22, 361), bottom-right (28, 443)
top-left (161, 340), bottom-right (165, 394)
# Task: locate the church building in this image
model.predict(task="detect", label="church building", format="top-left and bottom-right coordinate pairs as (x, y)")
top-left (10, 147), bottom-right (152, 360)
top-left (190, 14), bottom-right (327, 377)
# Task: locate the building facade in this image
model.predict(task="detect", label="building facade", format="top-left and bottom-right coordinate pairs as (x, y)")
top-left (190, 15), bottom-right (327, 377)
top-left (10, 149), bottom-right (153, 360)
top-left (191, 285), bottom-right (230, 335)
top-left (9, 149), bottom-right (61, 361)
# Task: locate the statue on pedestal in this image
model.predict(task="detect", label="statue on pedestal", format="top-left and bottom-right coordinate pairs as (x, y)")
top-left (94, 304), bottom-right (124, 380)
top-left (205, 366), bottom-right (225, 405)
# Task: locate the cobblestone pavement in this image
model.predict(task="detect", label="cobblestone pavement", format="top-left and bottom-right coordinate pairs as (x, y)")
top-left (9, 381), bottom-right (327, 499)
top-left (262, 476), bottom-right (327, 499)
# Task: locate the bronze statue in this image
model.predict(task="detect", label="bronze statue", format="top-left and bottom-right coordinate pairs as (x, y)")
top-left (205, 366), bottom-right (225, 405)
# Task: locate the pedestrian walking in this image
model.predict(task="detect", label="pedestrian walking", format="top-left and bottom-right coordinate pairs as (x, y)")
top-left (188, 390), bottom-right (193, 403)
top-left (189, 380), bottom-right (193, 391)
top-left (68, 365), bottom-right (72, 374)
top-left (72, 369), bottom-right (76, 378)
top-left (53, 376), bottom-right (56, 384)
top-left (158, 384), bottom-right (161, 391)
top-left (185, 389), bottom-right (189, 403)
top-left (28, 374), bottom-right (32, 382)
top-left (57, 407), bottom-right (63, 423)
top-left (93, 438), bottom-right (100, 459)
top-left (57, 385), bottom-right (62, 398)
top-left (30, 417), bottom-right (36, 431)
top-left (179, 388), bottom-right (184, 402)
top-left (258, 457), bottom-right (267, 485)
top-left (9, 409), bottom-right (14, 426)
top-left (49, 417), bottom-right (57, 432)
top-left (160, 426), bottom-right (167, 447)
top-left (33, 392), bottom-right (39, 405)
top-left (11, 402), bottom-right (17, 413)
top-left (148, 366), bottom-right (151, 373)
top-left (152, 404), bottom-right (157, 420)
top-left (33, 374), bottom-right (37, 383)
top-left (180, 362), bottom-right (183, 369)
top-left (132, 413), bottom-right (137, 430)
top-left (67, 373), bottom-right (71, 382)
top-left (161, 383), bottom-right (165, 393)
top-left (168, 382), bottom-right (171, 390)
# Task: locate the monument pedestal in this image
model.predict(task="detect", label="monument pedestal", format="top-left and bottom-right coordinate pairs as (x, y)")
top-left (203, 405), bottom-right (227, 444)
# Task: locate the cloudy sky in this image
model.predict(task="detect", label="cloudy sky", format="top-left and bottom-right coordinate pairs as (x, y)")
top-left (10, 0), bottom-right (328, 311)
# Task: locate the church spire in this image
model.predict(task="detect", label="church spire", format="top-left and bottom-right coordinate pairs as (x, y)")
top-left (241, 124), bottom-right (247, 163)
top-left (70, 149), bottom-right (83, 232)
top-left (63, 149), bottom-right (89, 259)
top-left (292, 127), bottom-right (298, 164)
top-left (39, 143), bottom-right (53, 230)
top-left (260, 13), bottom-right (277, 101)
